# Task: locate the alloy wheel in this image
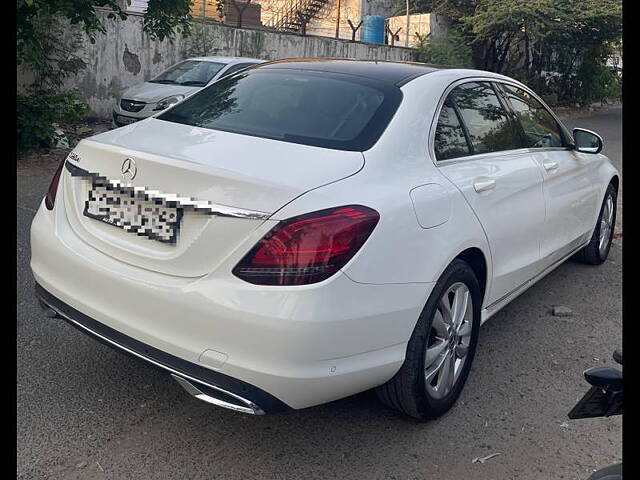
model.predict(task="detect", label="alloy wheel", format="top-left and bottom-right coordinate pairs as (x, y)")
top-left (424, 282), bottom-right (473, 400)
top-left (599, 193), bottom-right (614, 257)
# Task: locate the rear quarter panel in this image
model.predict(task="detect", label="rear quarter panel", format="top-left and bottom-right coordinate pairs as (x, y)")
top-left (271, 71), bottom-right (492, 296)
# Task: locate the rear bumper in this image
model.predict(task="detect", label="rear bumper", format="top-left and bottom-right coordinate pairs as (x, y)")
top-left (31, 195), bottom-right (433, 410)
top-left (35, 282), bottom-right (285, 415)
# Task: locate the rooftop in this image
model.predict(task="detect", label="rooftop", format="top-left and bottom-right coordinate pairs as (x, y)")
top-left (256, 58), bottom-right (446, 86)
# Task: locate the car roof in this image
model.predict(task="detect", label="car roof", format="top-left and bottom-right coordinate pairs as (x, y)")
top-left (188, 56), bottom-right (265, 64)
top-left (253, 58), bottom-right (446, 86)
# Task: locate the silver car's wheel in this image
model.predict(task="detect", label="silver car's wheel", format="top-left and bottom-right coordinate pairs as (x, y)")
top-left (598, 194), bottom-right (614, 257)
top-left (424, 283), bottom-right (473, 399)
top-left (376, 259), bottom-right (481, 420)
top-left (578, 183), bottom-right (617, 265)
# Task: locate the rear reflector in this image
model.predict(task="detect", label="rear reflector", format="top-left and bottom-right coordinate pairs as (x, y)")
top-left (233, 205), bottom-right (380, 285)
top-left (45, 159), bottom-right (65, 210)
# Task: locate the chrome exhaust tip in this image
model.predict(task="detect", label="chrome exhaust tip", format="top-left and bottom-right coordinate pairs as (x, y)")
top-left (35, 283), bottom-right (281, 415)
top-left (171, 374), bottom-right (265, 415)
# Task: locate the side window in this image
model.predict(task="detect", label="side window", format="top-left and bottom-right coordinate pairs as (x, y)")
top-left (434, 98), bottom-right (471, 160)
top-left (219, 63), bottom-right (253, 79)
top-left (501, 84), bottom-right (565, 148)
top-left (450, 82), bottom-right (522, 155)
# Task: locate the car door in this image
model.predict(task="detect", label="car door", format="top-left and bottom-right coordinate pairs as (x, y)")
top-left (433, 80), bottom-right (546, 306)
top-left (498, 83), bottom-right (601, 264)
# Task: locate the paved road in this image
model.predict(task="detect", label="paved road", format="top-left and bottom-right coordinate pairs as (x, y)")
top-left (17, 107), bottom-right (622, 479)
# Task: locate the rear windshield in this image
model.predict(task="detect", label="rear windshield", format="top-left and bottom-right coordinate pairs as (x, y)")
top-left (150, 60), bottom-right (226, 87)
top-left (156, 69), bottom-right (402, 151)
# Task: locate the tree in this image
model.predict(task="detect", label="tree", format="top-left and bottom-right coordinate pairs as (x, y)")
top-left (408, 0), bottom-right (622, 104)
top-left (17, 0), bottom-right (192, 66)
top-left (16, 0), bottom-right (193, 156)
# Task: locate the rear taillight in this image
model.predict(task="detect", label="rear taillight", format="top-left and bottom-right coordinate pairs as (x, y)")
top-left (45, 160), bottom-right (65, 210)
top-left (233, 205), bottom-right (380, 285)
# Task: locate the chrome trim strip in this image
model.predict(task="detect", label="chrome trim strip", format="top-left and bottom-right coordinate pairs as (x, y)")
top-left (65, 161), bottom-right (271, 220)
top-left (481, 241), bottom-right (588, 323)
top-left (171, 375), bottom-right (260, 415)
top-left (40, 294), bottom-right (265, 415)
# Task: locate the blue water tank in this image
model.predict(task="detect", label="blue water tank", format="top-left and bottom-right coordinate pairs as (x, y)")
top-left (361, 15), bottom-right (385, 44)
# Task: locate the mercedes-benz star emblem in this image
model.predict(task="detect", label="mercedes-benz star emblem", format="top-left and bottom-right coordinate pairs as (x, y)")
top-left (121, 158), bottom-right (137, 181)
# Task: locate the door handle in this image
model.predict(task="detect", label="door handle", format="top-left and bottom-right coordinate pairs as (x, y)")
top-left (543, 161), bottom-right (559, 172)
top-left (473, 178), bottom-right (496, 193)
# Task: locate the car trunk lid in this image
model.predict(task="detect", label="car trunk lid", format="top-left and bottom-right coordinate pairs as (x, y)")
top-left (62, 119), bottom-right (364, 277)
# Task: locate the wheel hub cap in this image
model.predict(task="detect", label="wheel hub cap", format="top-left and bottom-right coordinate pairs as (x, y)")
top-left (598, 194), bottom-right (614, 257)
top-left (424, 282), bottom-right (473, 400)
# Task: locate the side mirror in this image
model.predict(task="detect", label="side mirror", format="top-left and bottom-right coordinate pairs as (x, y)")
top-left (573, 128), bottom-right (603, 154)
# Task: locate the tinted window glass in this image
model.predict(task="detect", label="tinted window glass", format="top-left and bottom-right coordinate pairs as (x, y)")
top-left (502, 84), bottom-right (564, 148)
top-left (219, 63), bottom-right (255, 79)
top-left (150, 60), bottom-right (226, 87)
top-left (157, 69), bottom-right (402, 151)
top-left (451, 82), bottom-right (521, 155)
top-left (434, 99), bottom-right (471, 160)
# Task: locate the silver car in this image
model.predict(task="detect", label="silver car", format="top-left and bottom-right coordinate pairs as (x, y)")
top-left (112, 56), bottom-right (265, 127)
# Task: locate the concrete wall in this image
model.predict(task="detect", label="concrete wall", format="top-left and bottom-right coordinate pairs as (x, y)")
top-left (388, 13), bottom-right (431, 48)
top-left (304, 0), bottom-right (364, 41)
top-left (17, 10), bottom-right (415, 119)
top-left (361, 0), bottom-right (398, 19)
top-left (259, 0), bottom-right (363, 41)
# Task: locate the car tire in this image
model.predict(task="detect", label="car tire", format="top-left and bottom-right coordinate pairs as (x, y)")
top-left (376, 259), bottom-right (481, 421)
top-left (578, 183), bottom-right (617, 265)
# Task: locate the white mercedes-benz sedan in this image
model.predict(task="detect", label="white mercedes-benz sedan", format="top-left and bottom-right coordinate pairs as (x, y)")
top-left (31, 59), bottom-right (619, 420)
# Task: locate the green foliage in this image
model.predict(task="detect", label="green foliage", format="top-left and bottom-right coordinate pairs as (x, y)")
top-left (17, 92), bottom-right (89, 156)
top-left (17, 0), bottom-right (126, 58)
top-left (415, 29), bottom-right (471, 67)
top-left (142, 0), bottom-right (192, 41)
top-left (184, 21), bottom-right (218, 57)
top-left (17, 0), bottom-right (192, 83)
top-left (17, 11), bottom-right (87, 91)
top-left (16, 0), bottom-right (193, 156)
top-left (215, 0), bottom-right (225, 17)
top-left (576, 62), bottom-right (622, 105)
top-left (17, 0), bottom-right (191, 52)
top-left (409, 0), bottom-right (622, 105)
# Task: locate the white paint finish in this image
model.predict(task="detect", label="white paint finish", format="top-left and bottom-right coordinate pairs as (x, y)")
top-left (119, 81), bottom-right (200, 103)
top-left (438, 151), bottom-right (546, 305)
top-left (409, 183), bottom-right (451, 229)
top-left (81, 120), bottom-right (364, 208)
top-left (198, 349), bottom-right (229, 369)
top-left (534, 148), bottom-right (602, 263)
top-left (31, 195), bottom-right (430, 408)
top-left (30, 67), bottom-right (619, 412)
top-left (62, 122), bottom-right (363, 277)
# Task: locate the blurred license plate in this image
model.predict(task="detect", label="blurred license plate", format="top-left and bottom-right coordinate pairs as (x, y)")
top-left (116, 115), bottom-right (137, 125)
top-left (84, 184), bottom-right (181, 243)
